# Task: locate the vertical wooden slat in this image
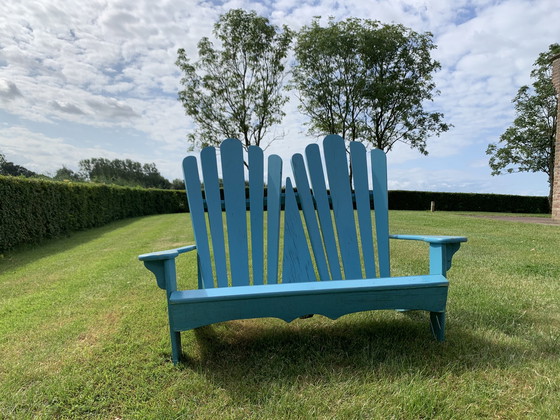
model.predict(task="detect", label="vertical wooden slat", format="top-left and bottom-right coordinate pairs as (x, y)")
top-left (248, 146), bottom-right (264, 285)
top-left (182, 156), bottom-right (214, 288)
top-left (323, 135), bottom-right (362, 279)
top-left (371, 148), bottom-right (390, 277)
top-left (350, 142), bottom-right (377, 278)
top-left (266, 154), bottom-right (282, 284)
top-left (200, 147), bottom-right (228, 287)
top-left (282, 178), bottom-right (317, 283)
top-left (291, 153), bottom-right (330, 281)
top-left (305, 143), bottom-right (342, 280)
top-left (220, 139), bottom-right (249, 286)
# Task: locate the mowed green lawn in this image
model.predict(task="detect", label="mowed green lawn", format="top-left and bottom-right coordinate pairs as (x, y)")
top-left (1, 211), bottom-right (558, 419)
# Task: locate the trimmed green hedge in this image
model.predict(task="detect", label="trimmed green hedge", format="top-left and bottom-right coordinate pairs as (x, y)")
top-left (0, 176), bottom-right (186, 252)
top-left (1, 176), bottom-right (550, 253)
top-left (388, 190), bottom-right (550, 214)
top-left (283, 189), bottom-right (549, 214)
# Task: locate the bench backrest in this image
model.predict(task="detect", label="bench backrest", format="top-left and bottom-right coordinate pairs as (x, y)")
top-left (182, 135), bottom-right (389, 288)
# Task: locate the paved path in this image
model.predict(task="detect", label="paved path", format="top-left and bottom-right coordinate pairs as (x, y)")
top-left (465, 215), bottom-right (560, 226)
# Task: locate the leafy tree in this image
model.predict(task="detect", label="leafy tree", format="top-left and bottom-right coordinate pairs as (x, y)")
top-left (291, 17), bottom-right (449, 154)
top-left (53, 166), bottom-right (85, 182)
top-left (170, 179), bottom-right (185, 190)
top-left (176, 9), bottom-right (293, 152)
top-left (79, 158), bottom-right (171, 189)
top-left (0, 153), bottom-right (37, 177)
top-left (141, 162), bottom-right (172, 189)
top-left (486, 43), bottom-right (560, 207)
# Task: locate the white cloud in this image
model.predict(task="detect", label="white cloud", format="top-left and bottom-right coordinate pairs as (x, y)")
top-left (0, 80), bottom-right (23, 101)
top-left (0, 124), bottom-right (181, 179)
top-left (0, 125), bottom-right (117, 174)
top-left (0, 0), bottom-right (557, 196)
top-left (50, 100), bottom-right (85, 115)
top-left (86, 97), bottom-right (139, 119)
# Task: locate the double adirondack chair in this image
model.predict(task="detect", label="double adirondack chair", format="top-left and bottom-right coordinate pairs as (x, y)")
top-left (139, 135), bottom-right (467, 364)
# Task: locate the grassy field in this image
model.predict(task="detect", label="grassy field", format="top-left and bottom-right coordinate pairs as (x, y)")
top-left (1, 211), bottom-right (559, 419)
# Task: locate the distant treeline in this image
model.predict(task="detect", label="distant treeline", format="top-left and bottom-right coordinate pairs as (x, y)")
top-left (0, 152), bottom-right (184, 190)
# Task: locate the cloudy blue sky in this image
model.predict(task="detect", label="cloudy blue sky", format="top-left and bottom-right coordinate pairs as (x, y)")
top-left (1, 0), bottom-right (558, 196)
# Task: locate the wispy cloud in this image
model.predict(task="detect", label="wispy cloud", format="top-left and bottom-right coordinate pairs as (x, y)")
top-left (86, 98), bottom-right (138, 119)
top-left (0, 80), bottom-right (23, 101)
top-left (50, 100), bottom-right (85, 115)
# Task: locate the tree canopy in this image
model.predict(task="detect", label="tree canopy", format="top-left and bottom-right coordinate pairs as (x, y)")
top-left (0, 153), bottom-right (37, 177)
top-left (53, 166), bottom-right (85, 182)
top-left (79, 158), bottom-right (171, 189)
top-left (0, 152), bottom-right (175, 189)
top-left (486, 43), bottom-right (560, 206)
top-left (290, 17), bottom-right (449, 154)
top-left (176, 9), bottom-right (293, 152)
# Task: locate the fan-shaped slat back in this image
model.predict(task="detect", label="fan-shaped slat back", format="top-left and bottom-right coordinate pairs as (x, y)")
top-left (220, 139), bottom-right (249, 286)
top-left (282, 178), bottom-right (317, 283)
top-left (350, 142), bottom-right (377, 278)
top-left (371, 148), bottom-right (390, 277)
top-left (323, 135), bottom-right (362, 279)
top-left (200, 147), bottom-right (228, 287)
top-left (184, 136), bottom-right (391, 289)
top-left (248, 146), bottom-right (264, 285)
top-left (183, 156), bottom-right (214, 288)
top-left (291, 153), bottom-right (330, 281)
top-left (304, 144), bottom-right (343, 280)
top-left (266, 154), bottom-right (283, 284)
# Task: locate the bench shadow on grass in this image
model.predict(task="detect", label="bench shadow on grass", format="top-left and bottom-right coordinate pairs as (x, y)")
top-left (175, 311), bottom-right (541, 403)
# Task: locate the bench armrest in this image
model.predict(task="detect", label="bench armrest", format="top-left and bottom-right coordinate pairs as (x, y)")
top-left (389, 235), bottom-right (467, 244)
top-left (138, 245), bottom-right (197, 261)
top-left (390, 235), bottom-right (467, 276)
top-left (138, 245), bottom-right (197, 292)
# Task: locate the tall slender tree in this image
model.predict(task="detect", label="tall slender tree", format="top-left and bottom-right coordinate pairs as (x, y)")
top-left (487, 43), bottom-right (560, 207)
top-left (176, 9), bottom-right (293, 152)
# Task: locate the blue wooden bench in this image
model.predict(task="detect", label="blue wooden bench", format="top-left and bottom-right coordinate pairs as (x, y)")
top-left (139, 135), bottom-right (467, 364)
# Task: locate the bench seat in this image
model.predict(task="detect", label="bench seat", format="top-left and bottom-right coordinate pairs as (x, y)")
top-left (168, 275), bottom-right (448, 330)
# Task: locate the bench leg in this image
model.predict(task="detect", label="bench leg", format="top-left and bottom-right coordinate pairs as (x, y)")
top-left (170, 330), bottom-right (182, 364)
top-left (430, 311), bottom-right (446, 341)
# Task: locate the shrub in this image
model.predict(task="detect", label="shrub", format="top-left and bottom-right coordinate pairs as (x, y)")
top-left (0, 176), bottom-right (186, 252)
top-left (387, 190), bottom-right (549, 213)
